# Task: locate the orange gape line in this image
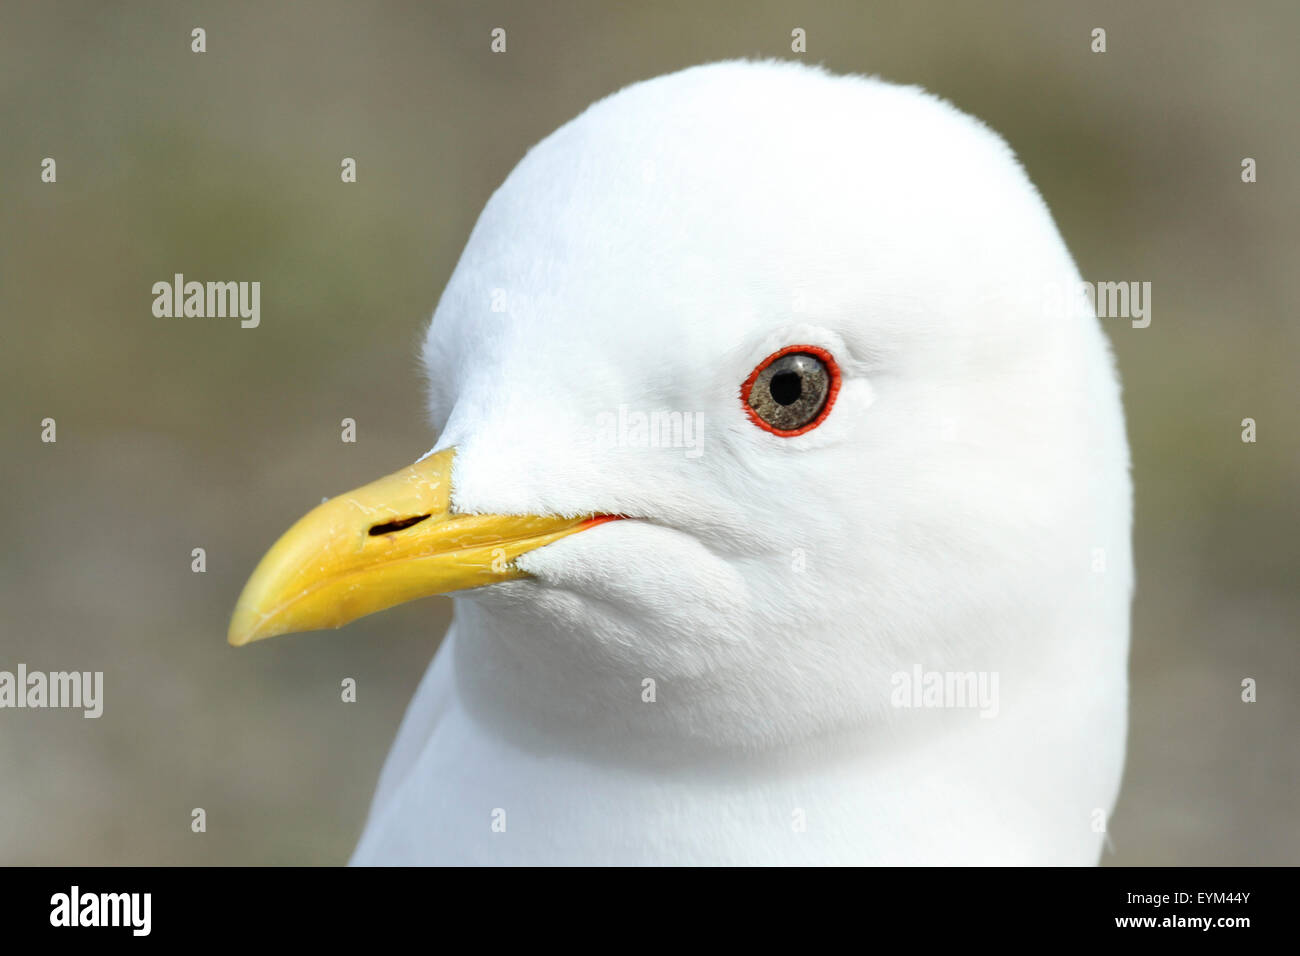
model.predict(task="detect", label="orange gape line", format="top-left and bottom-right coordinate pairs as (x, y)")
top-left (740, 344), bottom-right (842, 437)
top-left (581, 514), bottom-right (627, 529)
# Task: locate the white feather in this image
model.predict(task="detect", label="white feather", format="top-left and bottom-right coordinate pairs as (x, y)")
top-left (352, 60), bottom-right (1132, 865)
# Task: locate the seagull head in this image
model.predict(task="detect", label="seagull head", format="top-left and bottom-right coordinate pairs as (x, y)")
top-left (230, 61), bottom-right (1131, 756)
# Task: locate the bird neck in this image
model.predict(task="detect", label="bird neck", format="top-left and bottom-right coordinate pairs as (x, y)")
top-left (445, 595), bottom-right (1032, 772)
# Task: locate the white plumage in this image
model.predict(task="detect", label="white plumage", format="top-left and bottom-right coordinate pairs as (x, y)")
top-left (350, 60), bottom-right (1132, 865)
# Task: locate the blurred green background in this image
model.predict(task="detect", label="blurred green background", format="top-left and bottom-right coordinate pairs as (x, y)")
top-left (1, 0), bottom-right (1296, 864)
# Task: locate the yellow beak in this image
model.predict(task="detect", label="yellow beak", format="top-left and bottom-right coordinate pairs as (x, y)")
top-left (228, 448), bottom-right (605, 646)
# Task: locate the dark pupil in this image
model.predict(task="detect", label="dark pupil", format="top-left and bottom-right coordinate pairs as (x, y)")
top-left (769, 370), bottom-right (802, 406)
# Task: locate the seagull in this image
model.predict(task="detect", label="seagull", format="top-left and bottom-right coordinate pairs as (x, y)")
top-left (229, 60), bottom-right (1132, 865)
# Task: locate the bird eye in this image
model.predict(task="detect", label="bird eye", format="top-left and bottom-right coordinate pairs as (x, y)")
top-left (741, 345), bottom-right (841, 436)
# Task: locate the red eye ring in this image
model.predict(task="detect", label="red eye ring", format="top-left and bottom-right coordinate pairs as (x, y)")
top-left (740, 344), bottom-right (842, 437)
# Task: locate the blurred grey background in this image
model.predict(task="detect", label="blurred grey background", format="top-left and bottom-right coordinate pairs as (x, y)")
top-left (1, 1), bottom-right (1296, 864)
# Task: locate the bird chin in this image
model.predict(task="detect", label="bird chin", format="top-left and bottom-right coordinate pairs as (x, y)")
top-left (464, 518), bottom-right (751, 651)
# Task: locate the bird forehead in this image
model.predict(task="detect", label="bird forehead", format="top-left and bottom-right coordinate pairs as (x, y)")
top-left (424, 61), bottom-right (1079, 416)
top-left (448, 67), bottom-right (1051, 323)
top-left (532, 65), bottom-right (1027, 240)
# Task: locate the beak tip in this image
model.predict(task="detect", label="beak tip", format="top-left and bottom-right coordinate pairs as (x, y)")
top-left (227, 620), bottom-right (254, 647)
top-left (227, 604), bottom-right (272, 647)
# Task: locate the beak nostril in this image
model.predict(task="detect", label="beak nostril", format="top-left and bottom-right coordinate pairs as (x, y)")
top-left (369, 514), bottom-right (432, 536)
